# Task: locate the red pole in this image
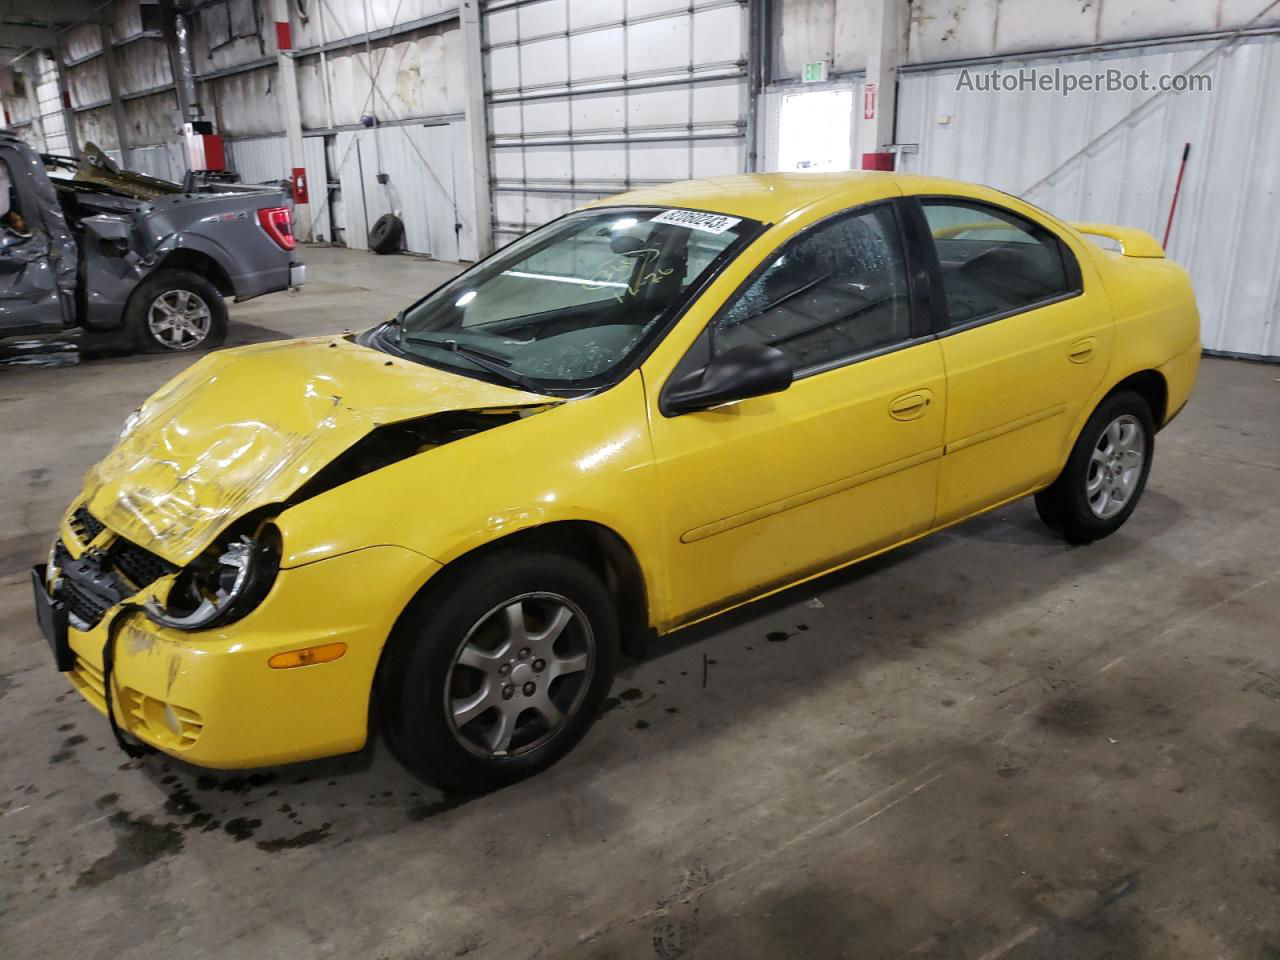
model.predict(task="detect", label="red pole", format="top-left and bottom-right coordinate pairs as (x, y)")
top-left (1162, 142), bottom-right (1191, 250)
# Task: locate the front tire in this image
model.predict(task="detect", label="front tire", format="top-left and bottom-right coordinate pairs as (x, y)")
top-left (1035, 390), bottom-right (1155, 544)
top-left (378, 550), bottom-right (619, 793)
top-left (128, 269), bottom-right (228, 353)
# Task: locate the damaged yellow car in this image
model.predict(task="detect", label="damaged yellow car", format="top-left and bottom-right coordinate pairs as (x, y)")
top-left (33, 173), bottom-right (1200, 792)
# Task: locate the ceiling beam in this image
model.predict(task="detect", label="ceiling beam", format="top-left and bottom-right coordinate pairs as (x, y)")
top-left (0, 24), bottom-right (57, 48)
top-left (0, 0), bottom-right (113, 26)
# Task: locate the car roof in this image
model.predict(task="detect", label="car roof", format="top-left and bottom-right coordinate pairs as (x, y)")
top-left (595, 172), bottom-right (995, 225)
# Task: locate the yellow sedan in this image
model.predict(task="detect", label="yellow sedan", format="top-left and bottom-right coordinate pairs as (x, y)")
top-left (33, 173), bottom-right (1200, 792)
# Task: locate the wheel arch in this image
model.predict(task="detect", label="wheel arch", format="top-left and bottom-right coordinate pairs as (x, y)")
top-left (1105, 369), bottom-right (1168, 428)
top-left (149, 249), bottom-right (235, 298)
top-left (367, 520), bottom-right (653, 746)
top-left (1056, 367), bottom-right (1169, 483)
top-left (398, 521), bottom-right (654, 660)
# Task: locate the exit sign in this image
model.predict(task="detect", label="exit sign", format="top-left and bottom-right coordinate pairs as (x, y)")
top-left (802, 61), bottom-right (829, 83)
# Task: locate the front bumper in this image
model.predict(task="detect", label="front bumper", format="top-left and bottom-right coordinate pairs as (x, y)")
top-left (43, 543), bottom-right (437, 769)
top-left (290, 262), bottom-right (307, 288)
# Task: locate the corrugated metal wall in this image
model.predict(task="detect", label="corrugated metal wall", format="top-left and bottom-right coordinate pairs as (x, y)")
top-left (223, 135), bottom-right (333, 245)
top-left (191, 0), bottom-right (462, 137)
top-left (482, 0), bottom-right (750, 247)
top-left (6, 54), bottom-right (71, 156)
top-left (124, 143), bottom-right (187, 181)
top-left (897, 34), bottom-right (1280, 359)
top-left (226, 136), bottom-right (292, 185)
top-left (905, 0), bottom-right (1280, 64)
top-left (214, 128), bottom-right (474, 259)
top-left (34, 56), bottom-right (71, 156)
top-left (334, 122), bottom-right (476, 260)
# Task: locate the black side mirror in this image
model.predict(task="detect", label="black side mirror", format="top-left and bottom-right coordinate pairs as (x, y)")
top-left (663, 343), bottom-right (793, 415)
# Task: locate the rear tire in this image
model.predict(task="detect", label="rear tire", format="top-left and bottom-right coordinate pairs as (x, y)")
top-left (1034, 390), bottom-right (1155, 544)
top-left (378, 550), bottom-right (619, 793)
top-left (127, 269), bottom-right (228, 353)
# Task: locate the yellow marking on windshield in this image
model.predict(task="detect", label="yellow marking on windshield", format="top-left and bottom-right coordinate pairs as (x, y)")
top-left (587, 249), bottom-right (674, 303)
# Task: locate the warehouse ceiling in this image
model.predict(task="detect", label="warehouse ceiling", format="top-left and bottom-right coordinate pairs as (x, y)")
top-left (0, 0), bottom-right (112, 62)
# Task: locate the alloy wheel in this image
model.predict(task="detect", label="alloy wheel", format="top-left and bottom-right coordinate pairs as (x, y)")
top-left (1086, 413), bottom-right (1145, 519)
top-left (147, 289), bottom-right (213, 350)
top-left (444, 592), bottom-right (594, 758)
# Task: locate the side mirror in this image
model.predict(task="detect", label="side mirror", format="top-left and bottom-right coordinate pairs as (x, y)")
top-left (663, 343), bottom-right (793, 415)
top-left (83, 215), bottom-right (130, 257)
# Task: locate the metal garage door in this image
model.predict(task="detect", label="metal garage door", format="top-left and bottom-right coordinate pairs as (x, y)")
top-left (895, 34), bottom-right (1280, 360)
top-left (482, 0), bottom-right (749, 248)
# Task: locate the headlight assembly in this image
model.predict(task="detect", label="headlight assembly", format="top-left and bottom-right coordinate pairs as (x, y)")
top-left (115, 408), bottom-right (141, 448)
top-left (144, 527), bottom-right (281, 631)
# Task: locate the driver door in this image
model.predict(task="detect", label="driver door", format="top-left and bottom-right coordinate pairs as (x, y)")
top-left (646, 201), bottom-right (947, 626)
top-left (0, 146), bottom-right (72, 335)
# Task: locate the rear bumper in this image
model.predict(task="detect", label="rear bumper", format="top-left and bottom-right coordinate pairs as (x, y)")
top-left (290, 263), bottom-right (306, 288)
top-left (1158, 339), bottom-right (1201, 429)
top-left (228, 263), bottom-right (291, 302)
top-left (47, 544), bottom-right (437, 769)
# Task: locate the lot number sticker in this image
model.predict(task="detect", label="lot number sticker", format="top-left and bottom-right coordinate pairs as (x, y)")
top-left (650, 209), bottom-right (742, 234)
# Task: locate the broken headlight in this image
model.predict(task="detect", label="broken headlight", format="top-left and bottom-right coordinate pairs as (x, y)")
top-left (115, 408), bottom-right (141, 448)
top-left (144, 527), bottom-right (281, 631)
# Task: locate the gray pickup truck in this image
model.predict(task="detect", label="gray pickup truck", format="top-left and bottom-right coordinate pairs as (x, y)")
top-left (1, 131), bottom-right (304, 353)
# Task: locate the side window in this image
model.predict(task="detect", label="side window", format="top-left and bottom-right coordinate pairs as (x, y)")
top-left (922, 201), bottom-right (1079, 328)
top-left (711, 204), bottom-right (912, 373)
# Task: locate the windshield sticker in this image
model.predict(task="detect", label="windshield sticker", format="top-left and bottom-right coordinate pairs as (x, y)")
top-left (650, 209), bottom-right (742, 234)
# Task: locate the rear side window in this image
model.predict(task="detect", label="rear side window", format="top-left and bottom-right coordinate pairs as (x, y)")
top-left (921, 200), bottom-right (1079, 328)
top-left (712, 204), bottom-right (912, 373)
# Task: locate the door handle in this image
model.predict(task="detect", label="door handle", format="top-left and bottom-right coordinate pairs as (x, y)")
top-left (1068, 337), bottom-right (1097, 363)
top-left (890, 389), bottom-right (933, 421)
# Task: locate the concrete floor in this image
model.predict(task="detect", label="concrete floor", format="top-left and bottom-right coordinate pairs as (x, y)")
top-left (2, 245), bottom-right (1279, 960)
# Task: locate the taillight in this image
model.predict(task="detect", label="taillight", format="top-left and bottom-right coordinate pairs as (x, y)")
top-left (257, 206), bottom-right (295, 251)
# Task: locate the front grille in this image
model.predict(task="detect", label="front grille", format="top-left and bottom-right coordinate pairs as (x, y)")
top-left (52, 510), bottom-right (180, 629)
top-left (111, 540), bottom-right (178, 589)
top-left (69, 506), bottom-right (106, 545)
top-left (60, 573), bottom-right (114, 630)
top-left (53, 539), bottom-right (128, 631)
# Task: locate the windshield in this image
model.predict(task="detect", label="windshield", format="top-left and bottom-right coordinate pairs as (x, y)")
top-left (379, 206), bottom-right (759, 394)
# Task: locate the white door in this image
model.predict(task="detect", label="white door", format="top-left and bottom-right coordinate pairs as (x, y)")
top-left (777, 89), bottom-right (854, 172)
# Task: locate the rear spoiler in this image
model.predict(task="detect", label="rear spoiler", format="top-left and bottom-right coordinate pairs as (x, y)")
top-left (1070, 222), bottom-right (1165, 258)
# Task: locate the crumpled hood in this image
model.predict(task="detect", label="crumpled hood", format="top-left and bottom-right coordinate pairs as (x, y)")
top-left (83, 336), bottom-right (551, 566)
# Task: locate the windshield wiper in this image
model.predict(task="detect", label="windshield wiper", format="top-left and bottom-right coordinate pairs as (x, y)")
top-left (736, 272), bottom-right (832, 324)
top-left (401, 334), bottom-right (548, 395)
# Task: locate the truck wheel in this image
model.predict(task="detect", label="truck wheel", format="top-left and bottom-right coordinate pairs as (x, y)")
top-left (1034, 390), bottom-right (1155, 545)
top-left (128, 269), bottom-right (228, 353)
top-left (377, 550), bottom-right (619, 793)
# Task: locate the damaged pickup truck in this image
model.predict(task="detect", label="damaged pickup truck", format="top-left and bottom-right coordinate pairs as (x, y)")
top-left (0, 131), bottom-right (304, 352)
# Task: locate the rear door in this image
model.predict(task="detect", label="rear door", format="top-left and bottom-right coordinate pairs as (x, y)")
top-left (911, 197), bottom-right (1113, 524)
top-left (0, 144), bottom-right (73, 335)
